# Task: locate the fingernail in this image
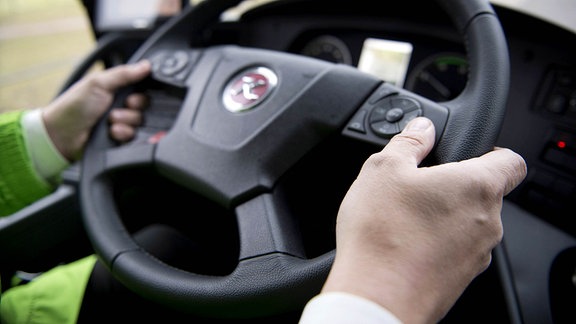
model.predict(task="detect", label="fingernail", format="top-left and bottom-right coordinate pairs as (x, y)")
top-left (405, 117), bottom-right (432, 131)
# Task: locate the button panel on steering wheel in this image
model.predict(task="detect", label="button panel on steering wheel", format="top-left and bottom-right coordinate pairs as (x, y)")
top-left (148, 49), bottom-right (199, 86)
top-left (369, 96), bottom-right (422, 138)
top-left (343, 83), bottom-right (448, 147)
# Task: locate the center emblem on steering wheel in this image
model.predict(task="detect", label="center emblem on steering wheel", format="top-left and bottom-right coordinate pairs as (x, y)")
top-left (223, 67), bottom-right (278, 112)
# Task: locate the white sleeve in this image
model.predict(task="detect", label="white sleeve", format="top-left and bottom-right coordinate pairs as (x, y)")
top-left (21, 109), bottom-right (70, 186)
top-left (299, 292), bottom-right (403, 324)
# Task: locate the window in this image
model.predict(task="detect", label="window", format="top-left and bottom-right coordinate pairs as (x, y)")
top-left (0, 0), bottom-right (95, 113)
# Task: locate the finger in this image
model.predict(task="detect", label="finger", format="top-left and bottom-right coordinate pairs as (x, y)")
top-left (380, 117), bottom-right (436, 167)
top-left (484, 147), bottom-right (527, 195)
top-left (109, 123), bottom-right (137, 142)
top-left (459, 147), bottom-right (527, 195)
top-left (125, 93), bottom-right (149, 110)
top-left (109, 108), bottom-right (143, 126)
top-left (95, 60), bottom-right (152, 91)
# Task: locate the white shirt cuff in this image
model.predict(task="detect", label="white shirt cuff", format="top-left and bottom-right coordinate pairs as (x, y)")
top-left (299, 292), bottom-right (403, 324)
top-left (21, 109), bottom-right (70, 185)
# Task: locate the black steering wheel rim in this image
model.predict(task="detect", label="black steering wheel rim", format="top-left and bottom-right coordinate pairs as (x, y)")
top-left (80, 0), bottom-right (509, 318)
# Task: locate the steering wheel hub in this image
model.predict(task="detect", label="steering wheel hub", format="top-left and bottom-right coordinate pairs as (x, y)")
top-left (223, 66), bottom-right (278, 113)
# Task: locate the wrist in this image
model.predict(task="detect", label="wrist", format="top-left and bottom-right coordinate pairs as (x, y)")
top-left (300, 291), bottom-right (403, 323)
top-left (43, 105), bottom-right (90, 162)
top-left (21, 109), bottom-right (70, 185)
top-left (322, 253), bottom-right (441, 324)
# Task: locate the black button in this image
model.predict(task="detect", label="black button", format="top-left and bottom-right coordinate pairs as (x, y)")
top-left (391, 98), bottom-right (418, 111)
top-left (398, 109), bottom-right (421, 131)
top-left (161, 50), bottom-right (189, 76)
top-left (386, 108), bottom-right (404, 122)
top-left (547, 94), bottom-right (567, 114)
top-left (369, 99), bottom-right (393, 123)
top-left (371, 121), bottom-right (399, 138)
top-left (347, 110), bottom-right (367, 133)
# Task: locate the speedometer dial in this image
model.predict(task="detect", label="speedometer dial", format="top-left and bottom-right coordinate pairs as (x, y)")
top-left (300, 35), bottom-right (353, 65)
top-left (405, 53), bottom-right (468, 102)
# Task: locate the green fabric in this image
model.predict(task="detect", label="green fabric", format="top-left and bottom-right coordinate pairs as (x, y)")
top-left (0, 256), bottom-right (97, 324)
top-left (0, 110), bottom-right (94, 323)
top-left (0, 110), bottom-right (53, 216)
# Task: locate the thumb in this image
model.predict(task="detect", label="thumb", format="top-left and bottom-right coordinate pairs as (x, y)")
top-left (380, 117), bottom-right (436, 167)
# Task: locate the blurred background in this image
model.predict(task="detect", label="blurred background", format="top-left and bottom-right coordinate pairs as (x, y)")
top-left (0, 0), bottom-right (94, 113)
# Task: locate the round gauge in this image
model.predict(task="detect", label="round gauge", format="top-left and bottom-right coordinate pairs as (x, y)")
top-left (405, 52), bottom-right (468, 102)
top-left (300, 35), bottom-right (353, 65)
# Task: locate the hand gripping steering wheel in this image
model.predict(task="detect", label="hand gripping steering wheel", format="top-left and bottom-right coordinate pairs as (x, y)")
top-left (81, 0), bottom-right (509, 319)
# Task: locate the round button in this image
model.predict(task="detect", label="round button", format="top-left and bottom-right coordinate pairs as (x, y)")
top-left (368, 95), bottom-right (423, 138)
top-left (385, 108), bottom-right (404, 122)
top-left (161, 50), bottom-right (189, 76)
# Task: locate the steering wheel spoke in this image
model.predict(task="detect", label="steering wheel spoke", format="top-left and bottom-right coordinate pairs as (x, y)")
top-left (235, 193), bottom-right (306, 260)
top-left (104, 144), bottom-right (156, 172)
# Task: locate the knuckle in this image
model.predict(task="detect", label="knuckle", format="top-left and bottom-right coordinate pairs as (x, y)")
top-left (365, 150), bottom-right (400, 170)
top-left (392, 133), bottom-right (427, 149)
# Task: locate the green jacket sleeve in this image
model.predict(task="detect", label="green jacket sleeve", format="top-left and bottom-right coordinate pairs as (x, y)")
top-left (0, 111), bottom-right (53, 216)
top-left (0, 255), bottom-right (97, 324)
top-left (0, 111), bottom-right (95, 323)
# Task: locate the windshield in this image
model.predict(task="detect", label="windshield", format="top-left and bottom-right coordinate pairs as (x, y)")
top-left (216, 0), bottom-right (576, 33)
top-left (491, 0), bottom-right (576, 33)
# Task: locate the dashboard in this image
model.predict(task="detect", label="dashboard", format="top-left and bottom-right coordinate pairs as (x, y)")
top-left (295, 32), bottom-right (467, 102)
top-left (204, 0), bottom-right (576, 234)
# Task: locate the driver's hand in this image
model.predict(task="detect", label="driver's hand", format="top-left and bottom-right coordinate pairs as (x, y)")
top-left (322, 117), bottom-right (527, 323)
top-left (42, 60), bottom-right (151, 162)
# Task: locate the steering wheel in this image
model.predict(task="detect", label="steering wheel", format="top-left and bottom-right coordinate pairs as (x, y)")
top-left (80, 0), bottom-right (509, 319)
